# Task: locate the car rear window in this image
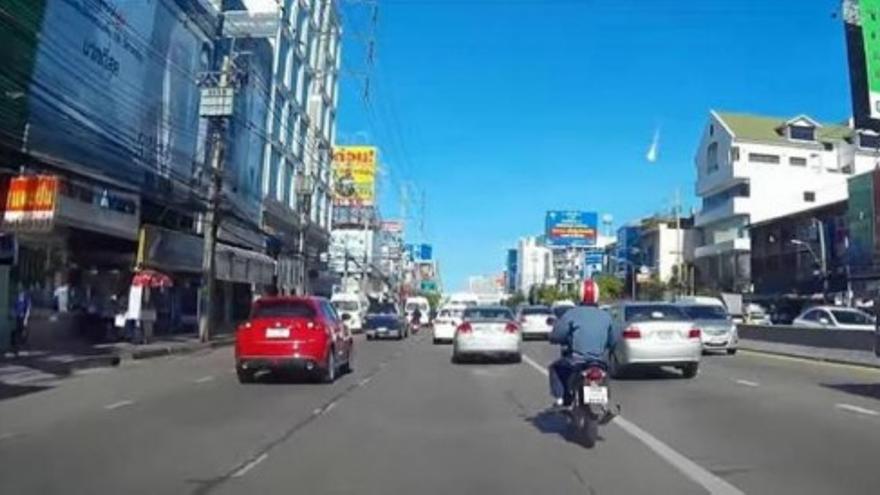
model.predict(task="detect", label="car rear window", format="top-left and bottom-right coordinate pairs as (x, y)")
top-left (364, 316), bottom-right (400, 329)
top-left (439, 310), bottom-right (462, 318)
top-left (681, 305), bottom-right (727, 320)
top-left (522, 307), bottom-right (551, 316)
top-left (464, 308), bottom-right (513, 320)
top-left (625, 305), bottom-right (687, 322)
top-left (252, 300), bottom-right (316, 319)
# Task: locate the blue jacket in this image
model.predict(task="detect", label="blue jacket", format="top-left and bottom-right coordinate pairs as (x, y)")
top-left (549, 305), bottom-right (615, 360)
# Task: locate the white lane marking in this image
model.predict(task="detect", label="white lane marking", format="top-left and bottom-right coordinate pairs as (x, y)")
top-left (359, 377), bottom-right (372, 386)
top-left (0, 432), bottom-right (18, 441)
top-left (104, 400), bottom-right (135, 410)
top-left (522, 354), bottom-right (745, 495)
top-left (613, 417), bottom-right (745, 495)
top-left (835, 403), bottom-right (880, 417)
top-left (231, 453), bottom-right (268, 478)
top-left (324, 400), bottom-right (338, 413)
top-left (734, 379), bottom-right (759, 387)
top-left (312, 408), bottom-right (323, 415)
top-left (194, 375), bottom-right (215, 384)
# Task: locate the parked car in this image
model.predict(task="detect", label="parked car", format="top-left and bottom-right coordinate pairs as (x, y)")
top-left (331, 292), bottom-right (368, 333)
top-left (235, 296), bottom-right (354, 383)
top-left (792, 306), bottom-right (876, 331)
top-left (517, 305), bottom-right (554, 340)
top-left (452, 306), bottom-right (521, 363)
top-left (433, 306), bottom-right (465, 344)
top-left (607, 302), bottom-right (702, 378)
top-left (678, 303), bottom-right (738, 355)
top-left (364, 313), bottom-right (409, 340)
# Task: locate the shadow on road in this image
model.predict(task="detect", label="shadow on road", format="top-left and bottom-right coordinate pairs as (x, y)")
top-left (821, 382), bottom-right (880, 401)
top-left (614, 366), bottom-right (686, 381)
top-left (0, 381), bottom-right (54, 400)
top-left (526, 409), bottom-right (605, 449)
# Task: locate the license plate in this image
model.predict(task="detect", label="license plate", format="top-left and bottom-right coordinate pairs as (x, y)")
top-left (265, 327), bottom-right (290, 339)
top-left (584, 385), bottom-right (608, 405)
top-left (377, 327), bottom-right (388, 333)
top-left (658, 330), bottom-right (675, 340)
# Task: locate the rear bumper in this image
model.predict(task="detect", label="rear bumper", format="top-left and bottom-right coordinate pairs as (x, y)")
top-left (618, 341), bottom-right (701, 366)
top-left (433, 324), bottom-right (456, 340)
top-left (237, 355), bottom-right (325, 372)
top-left (454, 335), bottom-right (520, 355)
top-left (521, 325), bottom-right (551, 338)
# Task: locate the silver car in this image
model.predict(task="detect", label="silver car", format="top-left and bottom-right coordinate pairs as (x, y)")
top-left (608, 302), bottom-right (702, 378)
top-left (453, 306), bottom-right (521, 363)
top-left (678, 303), bottom-right (739, 355)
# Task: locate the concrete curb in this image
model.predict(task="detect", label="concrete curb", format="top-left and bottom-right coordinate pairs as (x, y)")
top-left (739, 343), bottom-right (880, 371)
top-left (124, 335), bottom-right (235, 361)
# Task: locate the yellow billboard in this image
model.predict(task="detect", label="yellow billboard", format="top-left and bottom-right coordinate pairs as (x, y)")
top-left (332, 146), bottom-right (377, 206)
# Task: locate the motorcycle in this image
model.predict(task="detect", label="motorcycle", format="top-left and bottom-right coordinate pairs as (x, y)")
top-left (564, 361), bottom-right (616, 448)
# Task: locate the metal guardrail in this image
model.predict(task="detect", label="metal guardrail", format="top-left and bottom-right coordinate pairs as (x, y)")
top-left (737, 324), bottom-right (875, 352)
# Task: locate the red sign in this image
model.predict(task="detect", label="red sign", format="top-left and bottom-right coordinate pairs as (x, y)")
top-left (3, 175), bottom-right (58, 229)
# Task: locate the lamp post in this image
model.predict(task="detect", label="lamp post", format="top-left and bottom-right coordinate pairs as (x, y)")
top-left (791, 235), bottom-right (828, 298)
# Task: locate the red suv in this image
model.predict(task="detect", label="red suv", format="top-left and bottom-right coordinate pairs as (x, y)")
top-left (235, 296), bottom-right (354, 383)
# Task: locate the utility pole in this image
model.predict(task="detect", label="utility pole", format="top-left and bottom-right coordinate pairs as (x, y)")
top-left (198, 55), bottom-right (236, 343)
top-left (815, 217), bottom-right (829, 299)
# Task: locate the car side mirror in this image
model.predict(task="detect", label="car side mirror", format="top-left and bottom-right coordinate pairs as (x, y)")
top-left (342, 313), bottom-right (351, 322)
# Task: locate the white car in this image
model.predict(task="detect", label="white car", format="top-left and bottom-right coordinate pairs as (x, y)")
top-left (517, 305), bottom-right (554, 340)
top-left (433, 306), bottom-right (464, 344)
top-left (792, 306), bottom-right (876, 331)
top-left (331, 293), bottom-right (367, 332)
top-left (453, 306), bottom-right (521, 363)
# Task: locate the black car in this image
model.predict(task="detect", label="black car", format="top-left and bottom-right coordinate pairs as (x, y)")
top-left (364, 314), bottom-right (409, 340)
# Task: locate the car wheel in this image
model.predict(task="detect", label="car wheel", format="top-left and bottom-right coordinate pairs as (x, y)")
top-left (237, 368), bottom-right (255, 384)
top-left (681, 363), bottom-right (699, 379)
top-left (608, 353), bottom-right (624, 379)
top-left (366, 335), bottom-right (373, 341)
top-left (726, 348), bottom-right (737, 356)
top-left (340, 353), bottom-right (353, 374)
top-left (452, 352), bottom-right (462, 364)
top-left (510, 353), bottom-right (522, 364)
top-left (322, 350), bottom-right (337, 383)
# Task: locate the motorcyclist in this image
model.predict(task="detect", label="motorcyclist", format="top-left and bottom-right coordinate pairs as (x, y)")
top-left (548, 279), bottom-right (615, 407)
top-left (411, 307), bottom-right (423, 328)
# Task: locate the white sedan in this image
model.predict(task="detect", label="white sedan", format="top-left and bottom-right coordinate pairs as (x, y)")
top-left (792, 306), bottom-right (876, 331)
top-left (433, 307), bottom-right (464, 344)
top-left (517, 305), bottom-right (554, 340)
top-left (453, 306), bottom-right (521, 363)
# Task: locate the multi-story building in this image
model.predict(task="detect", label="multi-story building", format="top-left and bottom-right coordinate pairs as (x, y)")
top-left (220, 0), bottom-right (341, 294)
top-left (516, 237), bottom-right (554, 296)
top-left (693, 111), bottom-right (880, 292)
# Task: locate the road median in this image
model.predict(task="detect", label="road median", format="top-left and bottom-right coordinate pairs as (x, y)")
top-left (738, 324), bottom-right (880, 370)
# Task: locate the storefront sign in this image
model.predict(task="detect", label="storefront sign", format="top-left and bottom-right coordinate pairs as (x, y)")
top-left (2, 175), bottom-right (58, 231)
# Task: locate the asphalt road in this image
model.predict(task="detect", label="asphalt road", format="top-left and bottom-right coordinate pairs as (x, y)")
top-left (1, 332), bottom-right (880, 494)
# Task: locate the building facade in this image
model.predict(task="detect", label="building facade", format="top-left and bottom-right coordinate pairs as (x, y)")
top-left (516, 237), bottom-right (554, 296)
top-left (693, 111), bottom-right (880, 292)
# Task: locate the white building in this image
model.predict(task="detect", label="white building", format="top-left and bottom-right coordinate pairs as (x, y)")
top-left (693, 111), bottom-right (880, 291)
top-left (516, 237), bottom-right (554, 295)
top-left (220, 0), bottom-right (342, 294)
top-left (637, 218), bottom-right (698, 284)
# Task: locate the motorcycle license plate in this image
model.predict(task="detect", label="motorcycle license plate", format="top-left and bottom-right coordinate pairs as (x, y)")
top-left (584, 385), bottom-right (608, 405)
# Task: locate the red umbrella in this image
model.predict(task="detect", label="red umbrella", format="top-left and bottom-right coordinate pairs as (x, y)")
top-left (132, 269), bottom-right (173, 288)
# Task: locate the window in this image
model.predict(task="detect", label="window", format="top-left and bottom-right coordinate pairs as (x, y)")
top-left (822, 142), bottom-right (834, 151)
top-left (681, 305), bottom-right (728, 320)
top-left (749, 153), bottom-right (780, 164)
top-left (521, 306), bottom-right (551, 316)
top-left (251, 300), bottom-right (316, 319)
top-left (624, 305), bottom-right (687, 322)
top-left (730, 146), bottom-right (740, 162)
top-left (831, 310), bottom-right (875, 325)
top-left (709, 124), bottom-right (714, 136)
top-left (859, 132), bottom-right (880, 149)
top-left (789, 156), bottom-right (807, 166)
top-left (706, 142), bottom-right (719, 173)
top-left (463, 307), bottom-right (514, 320)
top-left (789, 126), bottom-right (815, 141)
top-left (803, 191), bottom-right (816, 202)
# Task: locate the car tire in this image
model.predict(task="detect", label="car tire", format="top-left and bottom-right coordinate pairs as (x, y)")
top-left (452, 352), bottom-right (462, 364)
top-left (237, 368), bottom-right (255, 384)
top-left (340, 354), bottom-right (353, 374)
top-left (726, 348), bottom-right (737, 355)
top-left (322, 350), bottom-right (337, 383)
top-left (608, 353), bottom-right (624, 379)
top-left (366, 335), bottom-right (373, 341)
top-left (510, 353), bottom-right (522, 364)
top-left (681, 363), bottom-right (699, 379)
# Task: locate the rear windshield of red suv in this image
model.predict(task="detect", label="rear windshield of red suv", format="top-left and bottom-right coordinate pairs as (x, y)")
top-left (252, 300), bottom-right (317, 319)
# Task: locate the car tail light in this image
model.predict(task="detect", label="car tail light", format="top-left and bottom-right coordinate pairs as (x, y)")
top-left (457, 322), bottom-right (473, 334)
top-left (584, 366), bottom-right (605, 383)
top-left (505, 322), bottom-right (519, 333)
top-left (622, 326), bottom-right (641, 339)
top-left (688, 328), bottom-right (702, 339)
top-left (237, 322), bottom-right (252, 332)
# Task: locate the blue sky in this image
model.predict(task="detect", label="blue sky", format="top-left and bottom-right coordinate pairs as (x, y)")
top-left (337, 0), bottom-right (848, 291)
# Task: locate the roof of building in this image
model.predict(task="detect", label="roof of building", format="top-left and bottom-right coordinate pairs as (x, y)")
top-left (715, 112), bottom-right (853, 144)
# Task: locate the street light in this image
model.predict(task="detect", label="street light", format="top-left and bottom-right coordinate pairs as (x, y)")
top-left (790, 238), bottom-right (828, 297)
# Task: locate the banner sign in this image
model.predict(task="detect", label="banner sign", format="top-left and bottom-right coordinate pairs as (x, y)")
top-left (332, 146), bottom-right (377, 206)
top-left (545, 211), bottom-right (598, 247)
top-left (2, 175), bottom-right (58, 230)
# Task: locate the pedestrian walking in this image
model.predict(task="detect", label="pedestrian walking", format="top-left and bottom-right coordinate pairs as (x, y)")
top-left (11, 285), bottom-right (31, 357)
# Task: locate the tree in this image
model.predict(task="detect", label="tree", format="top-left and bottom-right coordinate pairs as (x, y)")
top-left (639, 276), bottom-right (669, 301)
top-left (505, 291), bottom-right (526, 309)
top-left (595, 275), bottom-right (624, 302)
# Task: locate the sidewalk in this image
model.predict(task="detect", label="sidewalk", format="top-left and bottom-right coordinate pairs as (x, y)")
top-left (739, 338), bottom-right (880, 370)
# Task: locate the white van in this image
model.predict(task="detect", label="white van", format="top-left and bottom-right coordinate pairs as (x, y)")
top-left (405, 296), bottom-right (431, 325)
top-left (331, 293), bottom-right (367, 332)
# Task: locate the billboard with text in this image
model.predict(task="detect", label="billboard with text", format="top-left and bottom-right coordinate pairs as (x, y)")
top-left (332, 146), bottom-right (377, 206)
top-left (545, 211), bottom-right (598, 247)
